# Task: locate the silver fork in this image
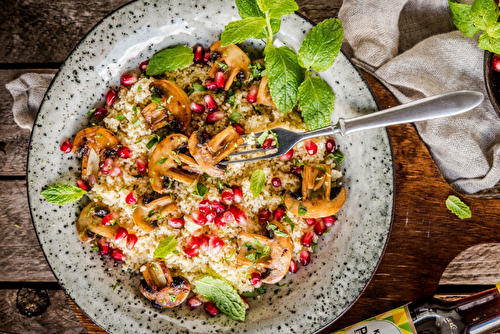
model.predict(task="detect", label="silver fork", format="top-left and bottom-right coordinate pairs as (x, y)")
top-left (220, 90), bottom-right (484, 165)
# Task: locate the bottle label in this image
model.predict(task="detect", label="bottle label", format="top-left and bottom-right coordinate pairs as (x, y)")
top-left (332, 305), bottom-right (416, 334)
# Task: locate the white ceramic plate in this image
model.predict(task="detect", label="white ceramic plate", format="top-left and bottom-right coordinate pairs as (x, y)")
top-left (27, 0), bottom-right (394, 333)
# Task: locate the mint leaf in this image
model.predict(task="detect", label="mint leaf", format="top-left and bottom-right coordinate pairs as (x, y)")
top-left (41, 185), bottom-right (87, 205)
top-left (265, 46), bottom-right (303, 113)
top-left (221, 18), bottom-right (267, 47)
top-left (478, 32), bottom-right (500, 53)
top-left (235, 0), bottom-right (280, 38)
top-left (446, 195), bottom-right (472, 219)
top-left (298, 18), bottom-right (343, 72)
top-left (255, 19), bottom-right (281, 39)
top-left (193, 83), bottom-right (207, 92)
top-left (154, 236), bottom-right (178, 258)
top-left (250, 169), bottom-right (266, 197)
top-left (194, 276), bottom-right (246, 321)
top-left (448, 1), bottom-right (482, 37)
top-left (192, 182), bottom-right (208, 197)
top-left (298, 76), bottom-right (334, 130)
top-left (256, 0), bottom-right (298, 19)
top-left (228, 112), bottom-right (242, 124)
top-left (146, 45), bottom-right (193, 75)
top-left (298, 203), bottom-right (307, 216)
top-left (267, 222), bottom-right (289, 237)
top-left (116, 114), bottom-right (127, 121)
top-left (470, 0), bottom-right (498, 31)
top-left (331, 149), bottom-right (345, 164)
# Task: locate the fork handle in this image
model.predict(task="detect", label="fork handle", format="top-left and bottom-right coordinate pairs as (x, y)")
top-left (333, 90), bottom-right (483, 137)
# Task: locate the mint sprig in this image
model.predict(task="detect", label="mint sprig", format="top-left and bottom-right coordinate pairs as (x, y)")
top-left (154, 236), bottom-right (178, 258)
top-left (449, 0), bottom-right (500, 53)
top-left (250, 169), bottom-right (266, 197)
top-left (146, 45), bottom-right (194, 75)
top-left (446, 195), bottom-right (472, 219)
top-left (298, 76), bottom-right (335, 130)
top-left (221, 17), bottom-right (267, 46)
top-left (41, 184), bottom-right (87, 205)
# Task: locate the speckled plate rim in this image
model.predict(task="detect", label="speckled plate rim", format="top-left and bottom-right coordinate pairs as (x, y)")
top-left (25, 1), bottom-right (396, 333)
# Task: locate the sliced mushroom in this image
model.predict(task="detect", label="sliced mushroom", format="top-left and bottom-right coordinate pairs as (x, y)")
top-left (149, 134), bottom-right (202, 192)
top-left (141, 80), bottom-right (191, 132)
top-left (236, 221), bottom-right (293, 284)
top-left (256, 76), bottom-right (276, 107)
top-left (132, 195), bottom-right (178, 232)
top-left (188, 126), bottom-right (244, 178)
top-left (77, 202), bottom-right (119, 242)
top-left (73, 126), bottom-right (120, 177)
top-left (285, 164), bottom-right (346, 218)
top-left (139, 261), bottom-right (191, 309)
top-left (208, 41), bottom-right (251, 91)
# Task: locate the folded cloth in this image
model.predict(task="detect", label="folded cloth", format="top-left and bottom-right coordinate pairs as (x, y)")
top-left (339, 0), bottom-right (500, 194)
top-left (6, 72), bottom-right (55, 130)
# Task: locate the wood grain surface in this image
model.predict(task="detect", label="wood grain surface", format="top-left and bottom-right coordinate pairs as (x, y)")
top-left (1, 0), bottom-right (500, 333)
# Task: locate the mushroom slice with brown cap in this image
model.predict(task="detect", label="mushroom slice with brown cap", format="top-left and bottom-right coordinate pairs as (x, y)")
top-left (236, 221), bottom-right (293, 284)
top-left (72, 126), bottom-right (120, 177)
top-left (149, 134), bottom-right (202, 192)
top-left (139, 261), bottom-right (191, 309)
top-left (77, 202), bottom-right (119, 242)
top-left (256, 76), bottom-right (276, 108)
top-left (141, 80), bottom-right (191, 132)
top-left (132, 195), bottom-right (177, 232)
top-left (285, 164), bottom-right (346, 218)
top-left (208, 41), bottom-right (251, 91)
top-left (188, 126), bottom-right (244, 178)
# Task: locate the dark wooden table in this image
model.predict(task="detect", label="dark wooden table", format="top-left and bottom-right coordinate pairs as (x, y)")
top-left (2, 1), bottom-right (500, 333)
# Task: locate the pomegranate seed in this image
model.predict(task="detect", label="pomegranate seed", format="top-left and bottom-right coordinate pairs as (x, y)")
top-left (199, 199), bottom-right (212, 213)
top-left (125, 192), bottom-right (137, 205)
top-left (325, 139), bottom-right (337, 153)
top-left (205, 80), bottom-right (218, 91)
top-left (232, 185), bottom-right (243, 203)
top-left (105, 89), bottom-right (117, 106)
top-left (221, 189), bottom-right (234, 205)
top-left (301, 230), bottom-right (314, 247)
top-left (249, 272), bottom-right (262, 288)
top-left (208, 235), bottom-right (225, 255)
top-left (101, 158), bottom-right (114, 174)
top-left (98, 238), bottom-right (109, 255)
top-left (203, 94), bottom-right (218, 111)
top-left (300, 250), bottom-right (311, 266)
top-left (206, 210), bottom-right (217, 224)
top-left (229, 206), bottom-right (248, 226)
top-left (258, 209), bottom-right (271, 223)
top-left (211, 200), bottom-right (226, 213)
top-left (271, 177), bottom-right (281, 188)
top-left (279, 149), bottom-right (294, 162)
top-left (186, 296), bottom-right (202, 308)
top-left (117, 146), bottom-right (131, 159)
top-left (126, 234), bottom-right (138, 250)
top-left (314, 219), bottom-right (326, 236)
top-left (305, 139), bottom-right (318, 155)
top-left (492, 55), bottom-right (500, 72)
top-left (221, 211), bottom-right (235, 225)
top-left (204, 302), bottom-right (220, 316)
top-left (207, 110), bottom-right (224, 123)
top-left (60, 140), bottom-right (73, 153)
top-left (262, 138), bottom-right (273, 150)
top-left (111, 248), bottom-right (126, 261)
top-left (240, 296), bottom-right (250, 309)
top-left (102, 212), bottom-right (120, 226)
top-left (188, 235), bottom-right (201, 249)
top-left (306, 218), bottom-right (316, 226)
top-left (193, 44), bottom-right (204, 63)
top-left (168, 217), bottom-right (185, 229)
top-left (93, 107), bottom-right (108, 119)
top-left (136, 158), bottom-right (147, 174)
top-left (273, 207), bottom-right (285, 221)
top-left (214, 214), bottom-right (227, 230)
top-left (203, 51), bottom-right (211, 64)
top-left (76, 179), bottom-right (91, 191)
top-left (114, 227), bottom-right (128, 243)
top-left (323, 215), bottom-right (336, 227)
top-left (290, 165), bottom-right (303, 177)
top-left (247, 85), bottom-right (258, 103)
top-left (190, 101), bottom-right (205, 114)
top-left (184, 245), bottom-right (199, 258)
top-left (88, 174), bottom-right (97, 186)
top-left (191, 211), bottom-right (208, 226)
top-left (289, 259), bottom-right (297, 273)
top-left (233, 123), bottom-right (245, 135)
top-left (199, 235), bottom-right (210, 252)
top-left (120, 73), bottom-right (138, 87)
top-left (139, 60), bottom-right (149, 73)
top-left (109, 166), bottom-right (122, 177)
top-left (214, 71), bottom-right (226, 89)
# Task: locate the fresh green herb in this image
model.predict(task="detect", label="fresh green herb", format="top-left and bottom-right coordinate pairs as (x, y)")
top-left (192, 182), bottom-right (209, 197)
top-left (298, 76), bottom-right (335, 130)
top-left (132, 174), bottom-right (142, 178)
top-left (137, 85), bottom-right (143, 92)
top-left (88, 108), bottom-right (96, 116)
top-left (283, 215), bottom-right (295, 232)
top-left (275, 282), bottom-right (286, 287)
top-left (146, 45), bottom-right (194, 75)
top-left (235, 0), bottom-right (281, 39)
top-left (154, 236), bottom-right (178, 258)
top-left (169, 294), bottom-right (177, 303)
top-left (156, 157), bottom-right (169, 165)
top-left (241, 291), bottom-right (254, 298)
top-left (316, 165), bottom-right (326, 173)
top-left (226, 94), bottom-right (236, 107)
top-left (446, 195), bottom-right (472, 219)
top-left (172, 249), bottom-right (179, 254)
top-left (298, 203), bottom-right (308, 216)
top-left (116, 114), bottom-right (127, 121)
top-left (215, 61), bottom-right (229, 72)
top-left (248, 62), bottom-right (265, 80)
top-left (256, 0), bottom-right (299, 19)
top-left (193, 83), bottom-right (207, 92)
top-left (221, 17), bottom-right (267, 46)
top-left (145, 209), bottom-right (156, 221)
top-left (228, 111), bottom-right (242, 124)
top-left (118, 185), bottom-right (127, 192)
top-left (256, 286), bottom-right (266, 294)
top-left (131, 203), bottom-right (138, 212)
top-left (133, 119), bottom-right (141, 128)
top-left (267, 222), bottom-right (289, 237)
top-left (113, 282), bottom-right (120, 290)
top-left (96, 133), bottom-right (103, 138)
top-left (194, 276), bottom-right (247, 321)
top-left (257, 130), bottom-right (269, 147)
top-left (92, 246), bottom-right (99, 252)
top-left (331, 149), bottom-right (345, 164)
top-left (293, 159), bottom-right (306, 166)
top-left (146, 136), bottom-right (159, 149)
top-left (249, 169), bottom-right (266, 197)
top-left (151, 93), bottom-right (162, 105)
top-left (41, 185), bottom-right (87, 205)
top-left (269, 129), bottom-right (279, 148)
top-left (311, 241), bottom-right (318, 252)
